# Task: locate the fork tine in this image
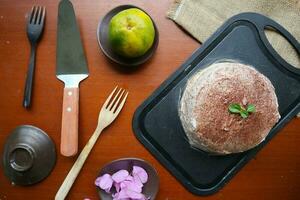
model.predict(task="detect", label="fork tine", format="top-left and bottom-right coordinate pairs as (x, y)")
top-left (111, 89), bottom-right (125, 112)
top-left (29, 6), bottom-right (35, 24)
top-left (35, 6), bottom-right (43, 24)
top-left (36, 6), bottom-right (43, 24)
top-left (102, 86), bottom-right (118, 109)
top-left (108, 88), bottom-right (124, 110)
top-left (114, 92), bottom-right (128, 114)
top-left (34, 6), bottom-right (39, 24)
top-left (31, 6), bottom-right (39, 24)
top-left (40, 7), bottom-right (46, 25)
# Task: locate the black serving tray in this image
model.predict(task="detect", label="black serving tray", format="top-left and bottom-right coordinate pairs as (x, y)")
top-left (132, 13), bottom-right (300, 195)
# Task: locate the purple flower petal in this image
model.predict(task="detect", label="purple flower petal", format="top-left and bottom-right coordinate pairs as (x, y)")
top-left (95, 176), bottom-right (102, 186)
top-left (132, 196), bottom-right (151, 200)
top-left (126, 189), bottom-right (145, 199)
top-left (131, 198), bottom-right (147, 200)
top-left (98, 167), bottom-right (150, 200)
top-left (112, 170), bottom-right (130, 183)
top-left (132, 166), bottom-right (148, 184)
top-left (95, 174), bottom-right (113, 193)
top-left (125, 175), bottom-right (134, 181)
top-left (133, 175), bottom-right (144, 188)
top-left (120, 179), bottom-right (143, 193)
top-left (120, 181), bottom-right (128, 189)
top-left (112, 189), bottom-right (130, 200)
top-left (114, 182), bottom-right (121, 193)
top-left (131, 181), bottom-right (143, 193)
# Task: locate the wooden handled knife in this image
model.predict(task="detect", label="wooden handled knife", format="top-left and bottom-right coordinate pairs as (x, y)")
top-left (56, 0), bottom-right (89, 157)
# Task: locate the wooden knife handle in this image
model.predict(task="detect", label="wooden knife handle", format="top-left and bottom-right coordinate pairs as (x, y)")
top-left (60, 87), bottom-right (79, 157)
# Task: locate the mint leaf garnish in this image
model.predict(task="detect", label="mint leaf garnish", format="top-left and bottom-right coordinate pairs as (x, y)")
top-left (228, 104), bottom-right (242, 113)
top-left (228, 103), bottom-right (256, 119)
top-left (246, 104), bottom-right (256, 113)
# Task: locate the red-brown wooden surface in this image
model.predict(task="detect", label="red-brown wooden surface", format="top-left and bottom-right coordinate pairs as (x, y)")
top-left (0, 0), bottom-right (299, 199)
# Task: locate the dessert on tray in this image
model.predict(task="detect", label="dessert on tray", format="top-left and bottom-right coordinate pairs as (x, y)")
top-left (179, 62), bottom-right (280, 154)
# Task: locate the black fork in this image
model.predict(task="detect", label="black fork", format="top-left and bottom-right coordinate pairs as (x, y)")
top-left (23, 6), bottom-right (46, 108)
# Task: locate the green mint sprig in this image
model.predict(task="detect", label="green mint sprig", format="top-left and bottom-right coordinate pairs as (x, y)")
top-left (228, 103), bottom-right (256, 119)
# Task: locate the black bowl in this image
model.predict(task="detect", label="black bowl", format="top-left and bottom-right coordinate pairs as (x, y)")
top-left (97, 5), bottom-right (159, 66)
top-left (96, 158), bottom-right (159, 200)
top-left (2, 125), bottom-right (56, 185)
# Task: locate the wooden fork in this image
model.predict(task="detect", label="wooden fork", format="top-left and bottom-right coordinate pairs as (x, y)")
top-left (55, 86), bottom-right (128, 200)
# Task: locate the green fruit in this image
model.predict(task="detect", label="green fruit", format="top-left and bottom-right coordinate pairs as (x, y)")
top-left (108, 8), bottom-right (155, 58)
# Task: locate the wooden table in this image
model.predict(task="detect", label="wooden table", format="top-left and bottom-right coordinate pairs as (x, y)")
top-left (0, 0), bottom-right (299, 199)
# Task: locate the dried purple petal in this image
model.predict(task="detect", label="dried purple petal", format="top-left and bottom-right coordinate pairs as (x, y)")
top-left (96, 166), bottom-right (150, 200)
top-left (95, 176), bottom-right (101, 186)
top-left (112, 170), bottom-right (130, 183)
top-left (130, 180), bottom-right (143, 192)
top-left (95, 174), bottom-right (113, 193)
top-left (133, 196), bottom-right (151, 200)
top-left (120, 180), bottom-right (128, 190)
top-left (120, 180), bottom-right (142, 193)
top-left (112, 189), bottom-right (130, 200)
top-left (133, 175), bottom-right (144, 188)
top-left (131, 197), bottom-right (150, 200)
top-left (126, 189), bottom-right (145, 199)
top-left (132, 166), bottom-right (148, 184)
top-left (114, 182), bottom-right (121, 193)
top-left (125, 175), bottom-right (134, 181)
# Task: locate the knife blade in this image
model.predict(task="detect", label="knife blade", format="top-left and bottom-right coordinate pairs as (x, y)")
top-left (56, 0), bottom-right (89, 157)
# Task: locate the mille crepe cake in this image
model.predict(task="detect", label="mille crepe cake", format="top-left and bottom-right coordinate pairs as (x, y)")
top-left (179, 62), bottom-right (280, 154)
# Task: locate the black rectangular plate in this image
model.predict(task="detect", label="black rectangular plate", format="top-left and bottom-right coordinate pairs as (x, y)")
top-left (132, 13), bottom-right (300, 195)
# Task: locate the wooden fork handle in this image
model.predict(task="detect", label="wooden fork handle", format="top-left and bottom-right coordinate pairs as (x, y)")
top-left (60, 87), bottom-right (79, 157)
top-left (55, 126), bottom-right (104, 200)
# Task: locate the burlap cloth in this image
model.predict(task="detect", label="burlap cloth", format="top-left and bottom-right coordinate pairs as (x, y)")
top-left (167, 0), bottom-right (300, 117)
